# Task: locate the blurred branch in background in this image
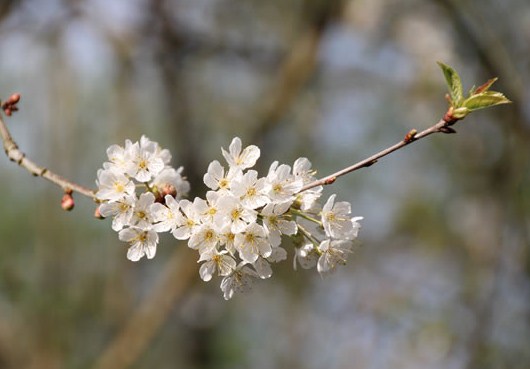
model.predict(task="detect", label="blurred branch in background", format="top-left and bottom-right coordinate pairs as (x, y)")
top-left (92, 1), bottom-right (346, 368)
top-left (250, 0), bottom-right (345, 146)
top-left (92, 248), bottom-right (197, 369)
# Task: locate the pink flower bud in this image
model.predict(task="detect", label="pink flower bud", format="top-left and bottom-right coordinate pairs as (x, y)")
top-left (160, 184), bottom-right (177, 199)
top-left (9, 93), bottom-right (20, 104)
top-left (61, 193), bottom-right (75, 211)
top-left (94, 205), bottom-right (104, 219)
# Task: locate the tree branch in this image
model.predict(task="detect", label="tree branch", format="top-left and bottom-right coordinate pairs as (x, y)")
top-left (0, 111), bottom-right (96, 199)
top-left (301, 116), bottom-right (456, 192)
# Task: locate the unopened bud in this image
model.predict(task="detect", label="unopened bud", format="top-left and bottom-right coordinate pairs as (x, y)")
top-left (9, 93), bottom-right (20, 104)
top-left (94, 205), bottom-right (104, 219)
top-left (4, 108), bottom-right (11, 116)
top-left (61, 192), bottom-right (75, 211)
top-left (160, 183), bottom-right (177, 198)
top-left (404, 129), bottom-right (417, 143)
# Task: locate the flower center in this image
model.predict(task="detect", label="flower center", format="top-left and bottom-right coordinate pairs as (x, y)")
top-left (219, 178), bottom-right (229, 189)
top-left (113, 182), bottom-right (125, 193)
top-left (246, 187), bottom-right (256, 197)
top-left (231, 209), bottom-right (241, 220)
top-left (138, 159), bottom-right (148, 170)
top-left (326, 212), bottom-right (336, 222)
top-left (205, 230), bottom-right (215, 241)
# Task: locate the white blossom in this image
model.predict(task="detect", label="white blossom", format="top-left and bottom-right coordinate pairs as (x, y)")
top-left (198, 249), bottom-right (236, 282)
top-left (193, 191), bottom-right (222, 224)
top-left (139, 135), bottom-right (172, 166)
top-left (295, 187), bottom-right (323, 212)
top-left (96, 169), bottom-right (135, 201)
top-left (230, 170), bottom-right (269, 209)
top-left (103, 141), bottom-right (135, 174)
top-left (293, 243), bottom-right (319, 270)
top-left (151, 195), bottom-right (181, 233)
top-left (96, 135), bottom-right (364, 300)
top-left (317, 239), bottom-right (354, 274)
top-left (172, 199), bottom-right (201, 240)
top-left (266, 162), bottom-right (303, 202)
top-left (220, 262), bottom-right (259, 300)
top-left (216, 195), bottom-right (257, 233)
top-left (127, 140), bottom-right (165, 182)
top-left (321, 194), bottom-right (356, 239)
top-left (129, 192), bottom-right (157, 229)
top-left (188, 224), bottom-right (220, 251)
top-left (119, 226), bottom-right (159, 262)
top-left (293, 157), bottom-right (323, 211)
top-left (235, 223), bottom-right (272, 263)
top-left (203, 160), bottom-right (241, 191)
top-left (218, 225), bottom-right (237, 255)
top-left (293, 157), bottom-right (316, 182)
top-left (260, 201), bottom-right (297, 247)
top-left (221, 137), bottom-right (260, 170)
top-left (98, 195), bottom-right (136, 231)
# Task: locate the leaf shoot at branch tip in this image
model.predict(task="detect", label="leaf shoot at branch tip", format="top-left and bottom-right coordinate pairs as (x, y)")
top-left (437, 62), bottom-right (511, 120)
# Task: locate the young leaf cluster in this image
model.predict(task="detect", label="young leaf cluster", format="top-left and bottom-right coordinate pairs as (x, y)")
top-left (437, 62), bottom-right (511, 120)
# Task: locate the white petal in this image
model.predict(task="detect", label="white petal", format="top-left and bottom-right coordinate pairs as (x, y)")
top-left (118, 228), bottom-right (136, 243)
top-left (220, 276), bottom-right (235, 300)
top-left (267, 247), bottom-right (287, 263)
top-left (317, 254), bottom-right (333, 274)
top-left (239, 145), bottom-right (260, 169)
top-left (322, 194), bottom-right (336, 212)
top-left (127, 244), bottom-right (144, 262)
top-left (199, 261), bottom-right (216, 282)
top-left (278, 220), bottom-right (297, 235)
top-left (218, 255), bottom-right (236, 276)
top-left (253, 258), bottom-right (272, 279)
top-left (239, 245), bottom-right (259, 264)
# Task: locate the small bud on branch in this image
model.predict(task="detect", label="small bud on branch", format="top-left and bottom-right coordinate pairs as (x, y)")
top-left (61, 190), bottom-right (75, 211)
top-left (404, 129), bottom-right (418, 143)
top-left (1, 93), bottom-right (21, 116)
top-left (94, 206), bottom-right (104, 219)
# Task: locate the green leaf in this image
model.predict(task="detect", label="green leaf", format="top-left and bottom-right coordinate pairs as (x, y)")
top-left (462, 91), bottom-right (511, 111)
top-left (437, 62), bottom-right (464, 106)
top-left (471, 77), bottom-right (498, 95)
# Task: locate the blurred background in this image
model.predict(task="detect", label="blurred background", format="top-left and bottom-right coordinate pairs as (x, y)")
top-left (0, 0), bottom-right (529, 368)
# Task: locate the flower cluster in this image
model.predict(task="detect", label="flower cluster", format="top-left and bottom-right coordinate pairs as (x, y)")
top-left (96, 137), bottom-right (362, 300)
top-left (95, 136), bottom-right (190, 261)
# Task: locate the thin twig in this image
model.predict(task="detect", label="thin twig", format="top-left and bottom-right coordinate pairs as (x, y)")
top-left (301, 117), bottom-right (455, 192)
top-left (0, 113), bottom-right (96, 199)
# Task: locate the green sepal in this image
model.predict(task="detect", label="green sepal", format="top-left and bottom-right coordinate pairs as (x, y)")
top-left (437, 61), bottom-right (464, 107)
